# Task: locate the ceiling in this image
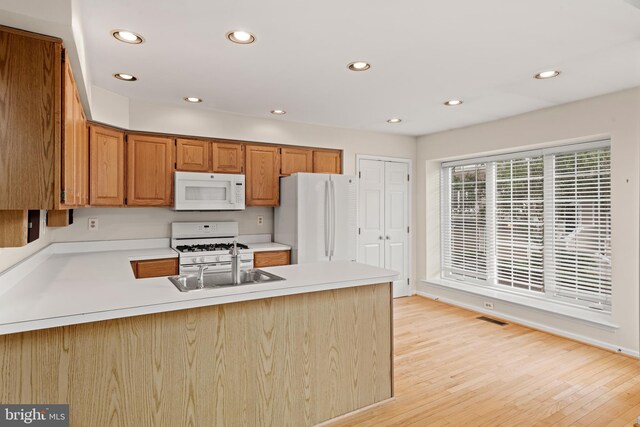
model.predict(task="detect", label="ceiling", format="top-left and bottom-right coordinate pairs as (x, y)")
top-left (80, 0), bottom-right (640, 136)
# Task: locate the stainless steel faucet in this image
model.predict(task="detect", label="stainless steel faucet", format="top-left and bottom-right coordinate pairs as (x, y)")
top-left (197, 265), bottom-right (209, 288)
top-left (230, 240), bottom-right (241, 285)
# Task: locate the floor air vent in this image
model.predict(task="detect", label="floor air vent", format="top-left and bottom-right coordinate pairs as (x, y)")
top-left (477, 316), bottom-right (508, 326)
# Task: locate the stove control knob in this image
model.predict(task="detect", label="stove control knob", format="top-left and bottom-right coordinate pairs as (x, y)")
top-left (199, 257), bottom-right (206, 263)
top-left (191, 257), bottom-right (198, 264)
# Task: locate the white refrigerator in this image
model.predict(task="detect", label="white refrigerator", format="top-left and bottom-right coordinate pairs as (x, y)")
top-left (275, 173), bottom-right (357, 264)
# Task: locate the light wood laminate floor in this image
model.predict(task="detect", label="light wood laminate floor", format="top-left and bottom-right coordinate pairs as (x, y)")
top-left (333, 296), bottom-right (640, 427)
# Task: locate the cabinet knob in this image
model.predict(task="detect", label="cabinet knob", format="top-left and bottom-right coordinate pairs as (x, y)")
top-left (385, 236), bottom-right (390, 240)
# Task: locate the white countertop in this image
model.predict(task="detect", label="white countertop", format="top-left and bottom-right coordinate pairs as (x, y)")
top-left (0, 240), bottom-right (396, 335)
top-left (247, 242), bottom-right (291, 252)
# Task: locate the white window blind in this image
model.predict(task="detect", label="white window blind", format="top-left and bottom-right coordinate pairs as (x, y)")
top-left (494, 156), bottom-right (544, 292)
top-left (441, 141), bottom-right (612, 313)
top-left (549, 147), bottom-right (612, 310)
top-left (441, 163), bottom-right (487, 281)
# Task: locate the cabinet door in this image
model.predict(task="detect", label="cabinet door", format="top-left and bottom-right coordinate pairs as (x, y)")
top-left (89, 125), bottom-right (125, 206)
top-left (280, 147), bottom-right (312, 176)
top-left (74, 88), bottom-right (88, 206)
top-left (127, 134), bottom-right (174, 206)
top-left (245, 144), bottom-right (280, 206)
top-left (176, 138), bottom-right (209, 172)
top-left (0, 28), bottom-right (60, 210)
top-left (253, 250), bottom-right (291, 268)
top-left (61, 58), bottom-right (76, 207)
top-left (212, 142), bottom-right (244, 173)
top-left (313, 150), bottom-right (342, 174)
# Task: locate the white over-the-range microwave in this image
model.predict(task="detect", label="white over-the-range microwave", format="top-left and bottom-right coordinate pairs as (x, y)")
top-left (174, 171), bottom-right (245, 211)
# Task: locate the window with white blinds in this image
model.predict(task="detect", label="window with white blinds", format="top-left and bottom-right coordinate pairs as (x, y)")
top-left (495, 157), bottom-right (545, 292)
top-left (441, 141), bottom-right (612, 313)
top-left (549, 148), bottom-right (611, 310)
top-left (441, 164), bottom-right (487, 282)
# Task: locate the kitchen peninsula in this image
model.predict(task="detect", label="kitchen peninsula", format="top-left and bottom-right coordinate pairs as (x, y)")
top-left (0, 240), bottom-right (396, 426)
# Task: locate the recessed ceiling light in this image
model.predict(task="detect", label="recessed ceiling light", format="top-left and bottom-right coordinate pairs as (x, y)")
top-left (113, 73), bottom-right (137, 81)
top-left (271, 109), bottom-right (286, 115)
top-left (444, 99), bottom-right (463, 106)
top-left (348, 61), bottom-right (371, 71)
top-left (184, 97), bottom-right (202, 103)
top-left (387, 118), bottom-right (402, 124)
top-left (111, 30), bottom-right (144, 44)
top-left (535, 70), bottom-right (561, 79)
top-left (227, 30), bottom-right (255, 44)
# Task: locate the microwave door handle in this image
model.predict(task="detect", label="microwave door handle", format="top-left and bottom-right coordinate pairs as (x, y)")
top-left (229, 182), bottom-right (235, 204)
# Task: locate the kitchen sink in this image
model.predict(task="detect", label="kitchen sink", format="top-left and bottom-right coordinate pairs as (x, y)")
top-left (169, 269), bottom-right (285, 292)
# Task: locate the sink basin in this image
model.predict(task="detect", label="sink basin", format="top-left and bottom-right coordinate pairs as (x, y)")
top-left (169, 269), bottom-right (285, 292)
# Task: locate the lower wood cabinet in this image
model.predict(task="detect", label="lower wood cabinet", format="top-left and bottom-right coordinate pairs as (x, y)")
top-left (313, 149), bottom-right (342, 174)
top-left (253, 250), bottom-right (291, 268)
top-left (89, 125), bottom-right (125, 206)
top-left (126, 134), bottom-right (174, 206)
top-left (131, 258), bottom-right (179, 278)
top-left (280, 147), bottom-right (313, 176)
top-left (245, 144), bottom-right (280, 206)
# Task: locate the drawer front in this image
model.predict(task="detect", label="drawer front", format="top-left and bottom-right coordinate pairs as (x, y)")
top-left (133, 258), bottom-right (179, 278)
top-left (253, 250), bottom-right (291, 268)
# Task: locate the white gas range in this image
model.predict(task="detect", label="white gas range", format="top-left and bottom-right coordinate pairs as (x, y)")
top-left (171, 222), bottom-right (253, 275)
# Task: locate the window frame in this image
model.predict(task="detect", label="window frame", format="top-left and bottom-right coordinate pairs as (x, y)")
top-left (440, 140), bottom-right (612, 313)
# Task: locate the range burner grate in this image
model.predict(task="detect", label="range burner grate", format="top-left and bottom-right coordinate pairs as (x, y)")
top-left (176, 243), bottom-right (249, 253)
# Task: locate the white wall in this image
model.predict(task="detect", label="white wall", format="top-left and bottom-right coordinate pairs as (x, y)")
top-left (51, 207), bottom-right (273, 242)
top-left (90, 86), bottom-right (129, 128)
top-left (416, 87), bottom-right (640, 355)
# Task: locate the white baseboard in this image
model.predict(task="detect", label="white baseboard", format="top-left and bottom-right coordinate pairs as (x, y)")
top-left (415, 290), bottom-right (640, 358)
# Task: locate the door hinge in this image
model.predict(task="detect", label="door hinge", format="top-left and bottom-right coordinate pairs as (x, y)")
top-left (358, 227), bottom-right (361, 235)
top-left (407, 174), bottom-right (410, 182)
top-left (61, 190), bottom-right (65, 203)
top-left (125, 197), bottom-right (128, 205)
top-left (407, 278), bottom-right (410, 285)
top-left (358, 171), bottom-right (361, 178)
top-left (407, 226), bottom-right (410, 233)
top-left (174, 162), bottom-right (177, 169)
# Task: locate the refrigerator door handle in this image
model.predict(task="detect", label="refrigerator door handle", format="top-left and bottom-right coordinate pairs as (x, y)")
top-left (324, 180), bottom-right (330, 257)
top-left (330, 179), bottom-right (336, 257)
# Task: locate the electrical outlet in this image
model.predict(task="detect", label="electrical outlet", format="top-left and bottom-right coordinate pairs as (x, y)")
top-left (484, 301), bottom-right (494, 310)
top-left (88, 217), bottom-right (98, 231)
top-left (257, 216), bottom-right (264, 226)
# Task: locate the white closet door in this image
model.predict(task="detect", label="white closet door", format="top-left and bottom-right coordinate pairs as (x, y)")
top-left (384, 161), bottom-right (410, 297)
top-left (357, 160), bottom-right (385, 268)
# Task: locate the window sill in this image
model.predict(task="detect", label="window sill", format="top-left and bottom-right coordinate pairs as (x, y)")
top-left (421, 278), bottom-right (619, 329)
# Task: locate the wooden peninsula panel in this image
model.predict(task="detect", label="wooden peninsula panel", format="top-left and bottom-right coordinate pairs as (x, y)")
top-left (0, 284), bottom-right (392, 426)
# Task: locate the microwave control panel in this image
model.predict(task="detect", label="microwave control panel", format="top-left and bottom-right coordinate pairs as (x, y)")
top-left (235, 183), bottom-right (245, 203)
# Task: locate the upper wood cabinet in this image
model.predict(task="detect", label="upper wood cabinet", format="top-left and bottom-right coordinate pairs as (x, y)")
top-left (245, 145), bottom-right (280, 207)
top-left (89, 125), bottom-right (125, 206)
top-left (313, 150), bottom-right (342, 174)
top-left (212, 141), bottom-right (244, 173)
top-left (280, 147), bottom-right (313, 176)
top-left (61, 54), bottom-right (88, 208)
top-left (176, 138), bottom-right (209, 172)
top-left (127, 134), bottom-right (174, 207)
top-left (0, 26), bottom-right (62, 210)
